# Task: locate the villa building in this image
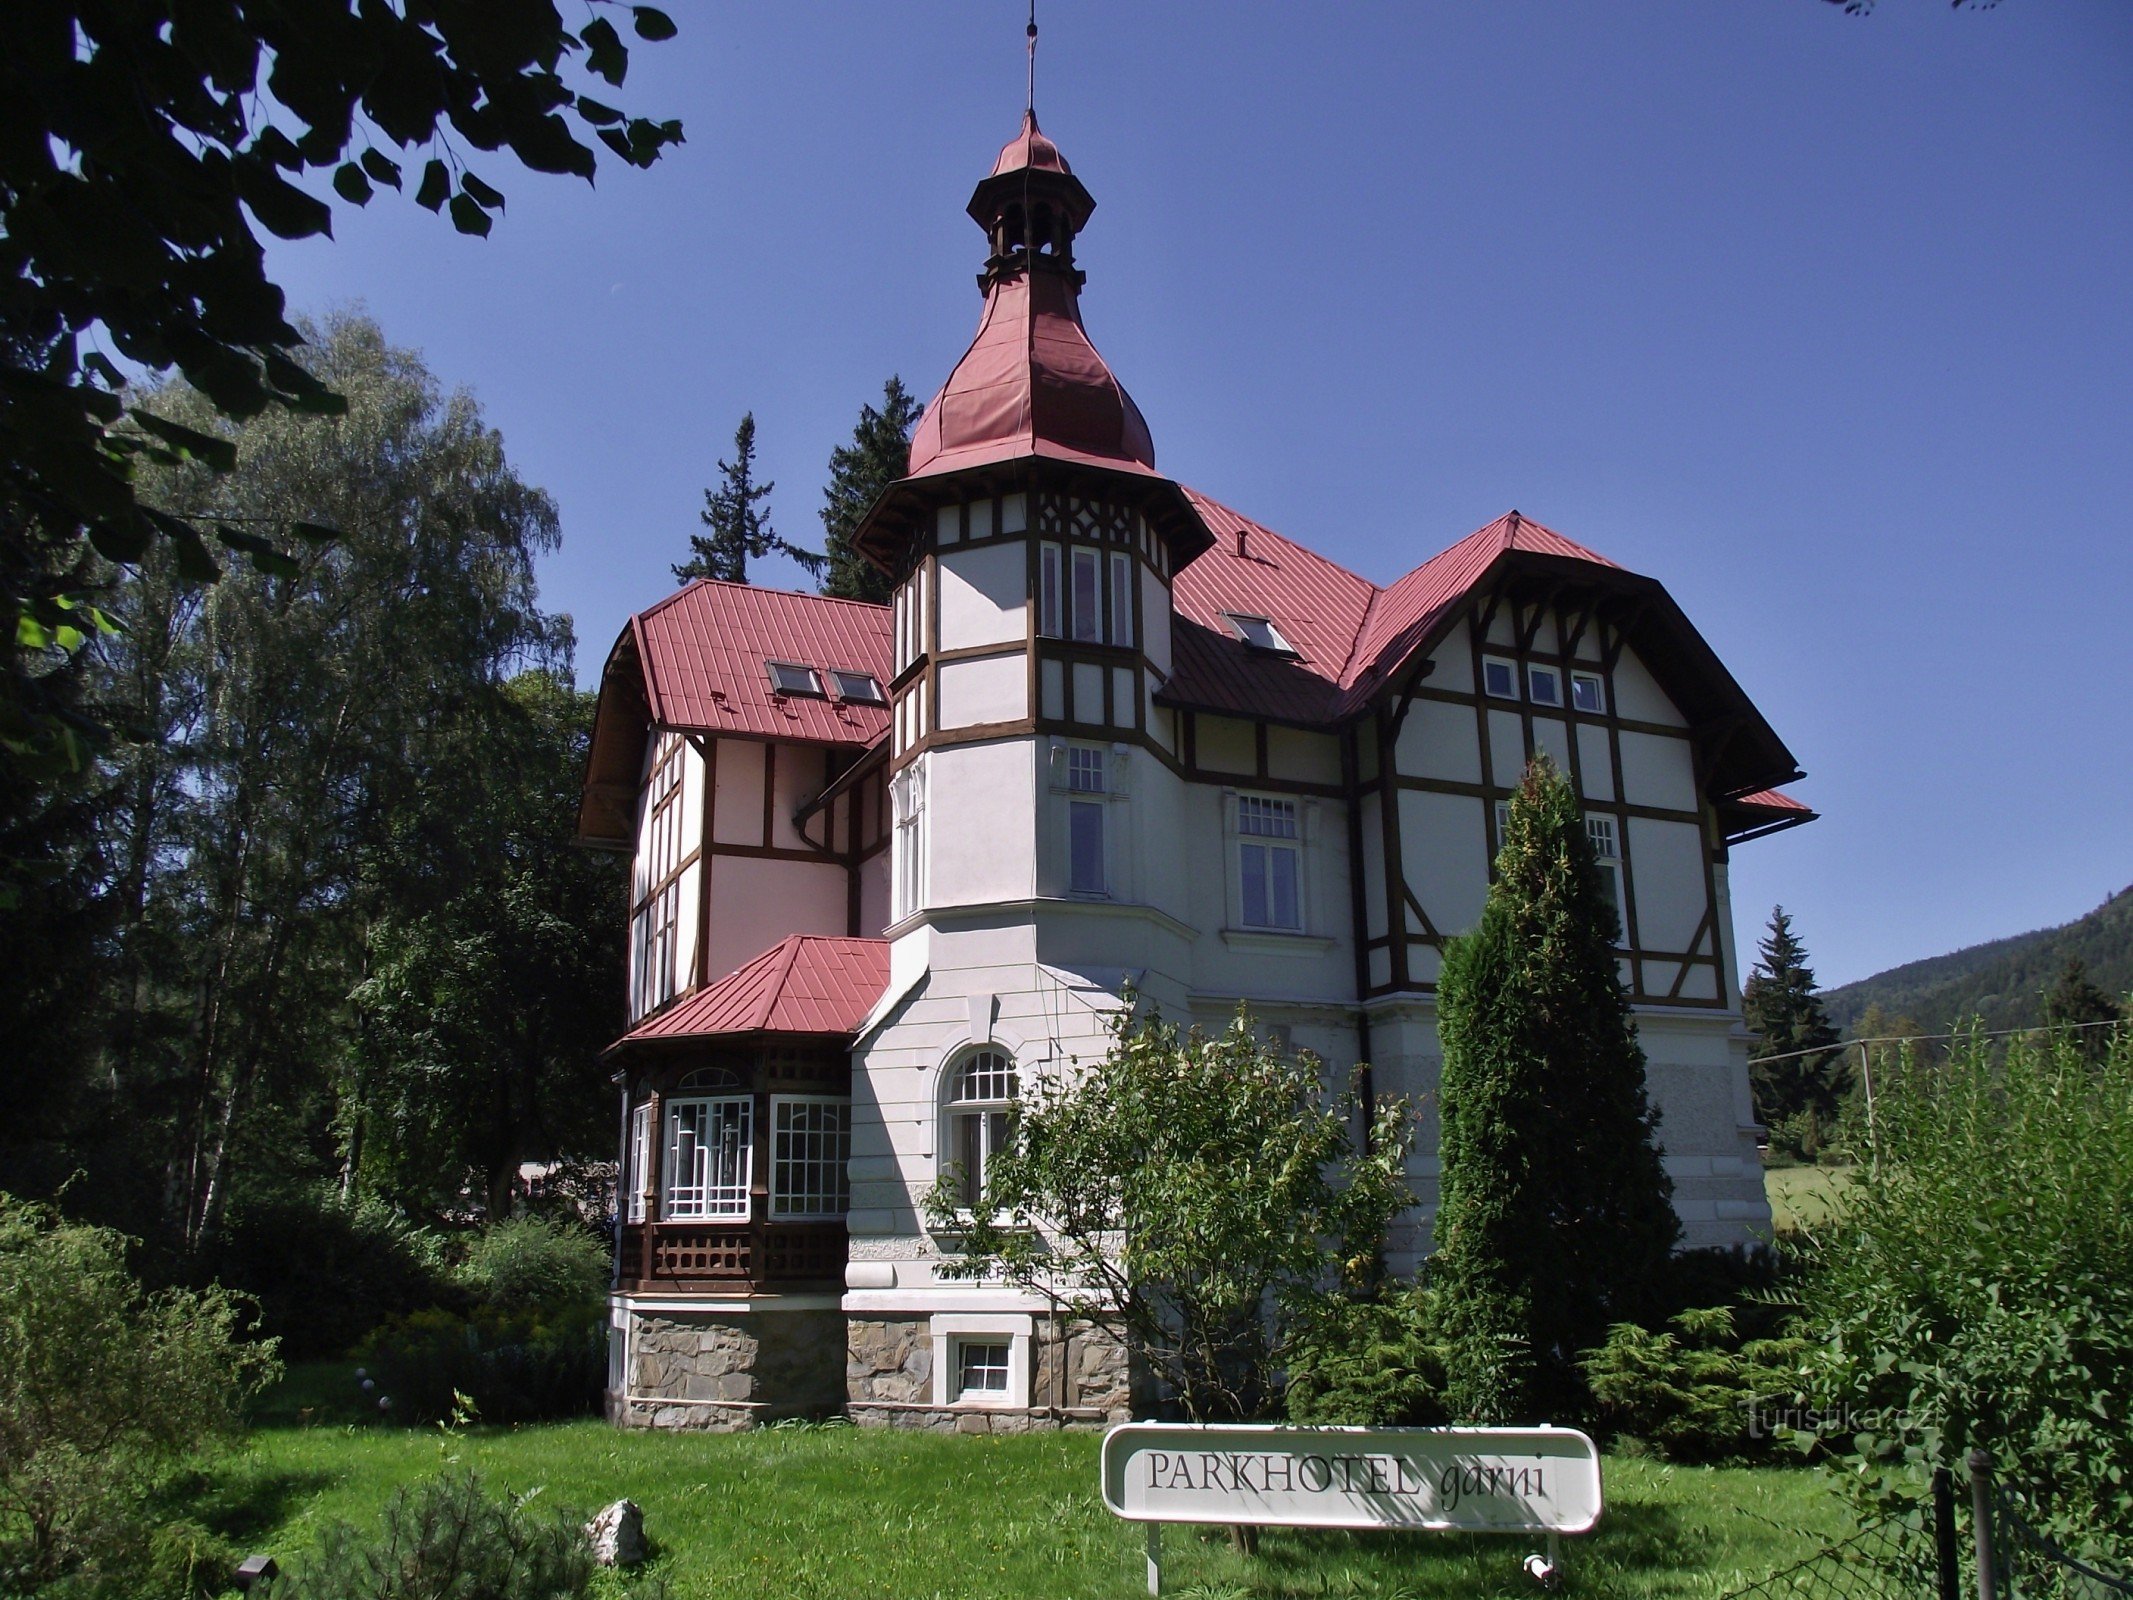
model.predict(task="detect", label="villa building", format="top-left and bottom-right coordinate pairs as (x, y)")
top-left (577, 111), bottom-right (1813, 1431)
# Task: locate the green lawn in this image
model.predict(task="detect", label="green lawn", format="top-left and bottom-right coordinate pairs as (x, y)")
top-left (1763, 1163), bottom-right (1853, 1232)
top-left (198, 1368), bottom-right (1857, 1600)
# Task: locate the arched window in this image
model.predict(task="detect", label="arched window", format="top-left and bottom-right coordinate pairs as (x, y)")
top-left (945, 1049), bottom-right (1018, 1208)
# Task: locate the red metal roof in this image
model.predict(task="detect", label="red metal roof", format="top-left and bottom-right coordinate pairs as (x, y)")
top-left (619, 935), bottom-right (889, 1044)
top-left (1163, 499), bottom-right (1621, 726)
top-left (630, 579), bottom-right (891, 748)
top-left (907, 114), bottom-right (1155, 483)
top-left (1730, 788), bottom-right (1811, 814)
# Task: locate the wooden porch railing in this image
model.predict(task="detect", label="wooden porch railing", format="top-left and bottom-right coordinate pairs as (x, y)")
top-left (616, 1219), bottom-right (846, 1292)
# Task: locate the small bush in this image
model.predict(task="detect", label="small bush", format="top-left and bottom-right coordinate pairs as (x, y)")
top-left (207, 1190), bottom-right (455, 1358)
top-left (0, 1193), bottom-right (280, 1592)
top-left (454, 1216), bottom-right (607, 1319)
top-left (263, 1472), bottom-right (600, 1600)
top-left (355, 1305), bottom-right (603, 1425)
top-left (1284, 1285), bottom-right (1449, 1427)
top-left (1792, 1027), bottom-right (2133, 1555)
top-left (1579, 1306), bottom-right (1808, 1462)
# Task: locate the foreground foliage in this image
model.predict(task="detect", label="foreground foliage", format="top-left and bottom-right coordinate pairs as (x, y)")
top-left (206, 1403), bottom-right (1854, 1600)
top-left (1792, 1025), bottom-right (2133, 1557)
top-left (0, 1194), bottom-right (279, 1591)
top-left (927, 1005), bottom-right (1414, 1420)
top-left (1429, 757), bottom-right (1678, 1423)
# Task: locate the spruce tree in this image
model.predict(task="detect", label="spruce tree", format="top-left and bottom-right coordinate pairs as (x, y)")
top-left (1741, 906), bottom-right (1846, 1147)
top-left (1429, 756), bottom-right (1678, 1422)
top-left (2044, 956), bottom-right (2122, 1064)
top-left (814, 376), bottom-right (922, 604)
top-left (675, 413), bottom-right (778, 585)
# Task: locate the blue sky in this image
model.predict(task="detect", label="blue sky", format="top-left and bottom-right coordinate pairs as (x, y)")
top-left (259, 1), bottom-right (2133, 989)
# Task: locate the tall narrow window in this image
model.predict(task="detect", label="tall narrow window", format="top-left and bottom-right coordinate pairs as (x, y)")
top-left (1587, 815), bottom-right (1626, 944)
top-left (770, 1097), bottom-right (851, 1219)
top-left (631, 736), bottom-right (686, 1020)
top-left (1109, 552), bottom-right (1134, 648)
top-left (626, 1101), bottom-right (652, 1223)
top-left (947, 1050), bottom-right (1017, 1208)
top-left (1237, 795), bottom-right (1302, 930)
top-left (893, 766), bottom-right (925, 921)
top-left (1039, 543), bottom-right (1062, 638)
top-left (664, 1094), bottom-right (752, 1221)
top-left (1070, 547), bottom-right (1102, 642)
top-left (1067, 745), bottom-right (1106, 895)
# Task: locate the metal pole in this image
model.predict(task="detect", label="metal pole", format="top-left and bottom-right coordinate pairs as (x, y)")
top-left (1860, 1042), bottom-right (1879, 1178)
top-left (1934, 1467), bottom-right (1960, 1600)
top-left (1145, 1522), bottom-right (1161, 1596)
top-left (1969, 1449), bottom-right (1997, 1600)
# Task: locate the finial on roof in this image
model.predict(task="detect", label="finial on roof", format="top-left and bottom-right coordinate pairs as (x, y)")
top-left (1026, 0), bottom-right (1038, 116)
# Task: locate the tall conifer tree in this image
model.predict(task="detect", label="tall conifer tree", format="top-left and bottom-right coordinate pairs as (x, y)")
top-left (1430, 757), bottom-right (1678, 1422)
top-left (675, 413), bottom-right (777, 585)
top-left (814, 376), bottom-right (921, 604)
top-left (1742, 906), bottom-right (1846, 1144)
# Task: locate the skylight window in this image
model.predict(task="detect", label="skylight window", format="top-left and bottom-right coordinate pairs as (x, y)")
top-left (1223, 613), bottom-right (1295, 656)
top-left (832, 670), bottom-right (884, 705)
top-left (767, 662), bottom-right (825, 697)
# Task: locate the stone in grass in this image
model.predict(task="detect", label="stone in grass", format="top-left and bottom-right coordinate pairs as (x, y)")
top-left (585, 1500), bottom-right (646, 1568)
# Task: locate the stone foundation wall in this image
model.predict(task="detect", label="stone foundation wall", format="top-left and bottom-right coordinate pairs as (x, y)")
top-left (609, 1306), bottom-right (845, 1431)
top-left (846, 1314), bottom-right (1139, 1431)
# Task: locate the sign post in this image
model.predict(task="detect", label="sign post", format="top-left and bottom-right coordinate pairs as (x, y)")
top-left (1101, 1423), bottom-right (1603, 1595)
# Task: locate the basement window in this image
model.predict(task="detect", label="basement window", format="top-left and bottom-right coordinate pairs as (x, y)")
top-left (767, 661), bottom-right (825, 697)
top-left (1223, 613), bottom-right (1295, 656)
top-left (832, 670), bottom-right (884, 705)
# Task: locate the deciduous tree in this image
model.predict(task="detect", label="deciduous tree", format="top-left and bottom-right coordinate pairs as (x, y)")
top-left (1429, 756), bottom-right (1678, 1423)
top-left (925, 1005), bottom-right (1413, 1420)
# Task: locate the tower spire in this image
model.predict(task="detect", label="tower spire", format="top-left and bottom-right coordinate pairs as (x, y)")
top-left (1026, 0), bottom-right (1037, 116)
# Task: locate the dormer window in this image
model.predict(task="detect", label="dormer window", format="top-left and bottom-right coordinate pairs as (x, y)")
top-left (1223, 613), bottom-right (1295, 656)
top-left (832, 670), bottom-right (884, 705)
top-left (767, 662), bottom-right (824, 698)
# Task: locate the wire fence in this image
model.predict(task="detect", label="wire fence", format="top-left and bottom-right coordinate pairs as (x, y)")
top-left (1719, 1456), bottom-right (2132, 1600)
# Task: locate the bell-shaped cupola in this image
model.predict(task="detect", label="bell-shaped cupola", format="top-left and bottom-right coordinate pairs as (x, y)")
top-left (904, 112), bottom-right (1156, 480)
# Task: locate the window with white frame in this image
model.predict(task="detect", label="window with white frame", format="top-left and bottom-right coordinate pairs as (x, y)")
top-left (770, 1096), bottom-right (851, 1218)
top-left (663, 1092), bottom-right (752, 1221)
top-left (626, 1101), bottom-right (652, 1223)
top-left (1038, 542), bottom-right (1062, 637)
top-left (833, 669), bottom-right (884, 705)
top-left (1587, 814), bottom-right (1626, 944)
top-left (1482, 656), bottom-right (1518, 699)
top-left (1527, 663), bottom-right (1563, 708)
top-left (1066, 744), bottom-right (1107, 896)
top-left (630, 735), bottom-right (686, 1020)
top-left (957, 1341), bottom-right (1011, 1397)
top-left (1494, 799), bottom-right (1513, 859)
top-left (768, 660), bottom-right (825, 697)
top-left (946, 1049), bottom-right (1017, 1208)
top-left (1070, 547), bottom-right (1102, 642)
top-left (1236, 794), bottom-right (1302, 931)
top-left (1223, 612), bottom-right (1295, 655)
top-left (929, 1313), bottom-right (1032, 1409)
top-left (892, 764), bottom-right (925, 921)
top-left (1570, 670), bottom-right (1606, 714)
top-left (1109, 551), bottom-right (1134, 647)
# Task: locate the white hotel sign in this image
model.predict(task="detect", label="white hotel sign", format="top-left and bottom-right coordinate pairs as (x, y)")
top-left (1100, 1422), bottom-right (1603, 1534)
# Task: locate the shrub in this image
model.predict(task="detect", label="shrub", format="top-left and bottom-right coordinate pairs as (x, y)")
top-left (355, 1305), bottom-right (604, 1425)
top-left (263, 1471), bottom-right (609, 1600)
top-left (1579, 1306), bottom-right (1808, 1462)
top-left (1791, 1026), bottom-right (2133, 1556)
top-left (206, 1189), bottom-right (455, 1358)
top-left (454, 1215), bottom-right (608, 1319)
top-left (1283, 1284), bottom-right (1449, 1427)
top-left (0, 1193), bottom-right (280, 1591)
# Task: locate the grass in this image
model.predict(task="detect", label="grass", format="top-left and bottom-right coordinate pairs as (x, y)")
top-left (1763, 1163), bottom-right (1853, 1232)
top-left (189, 1365), bottom-right (1860, 1600)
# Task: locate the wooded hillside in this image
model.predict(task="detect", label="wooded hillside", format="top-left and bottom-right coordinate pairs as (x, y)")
top-left (1823, 885), bottom-right (2133, 1037)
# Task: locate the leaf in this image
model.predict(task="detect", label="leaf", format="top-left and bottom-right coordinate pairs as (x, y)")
top-left (448, 193), bottom-right (494, 237)
top-left (360, 148), bottom-right (404, 188)
top-left (128, 408), bottom-right (239, 472)
top-left (460, 172), bottom-right (505, 210)
top-left (631, 7), bottom-right (678, 41)
top-left (581, 17), bottom-right (628, 85)
top-left (233, 160), bottom-right (334, 241)
top-left (333, 162), bottom-right (374, 205)
top-left (290, 520), bottom-right (341, 545)
top-left (84, 353), bottom-right (126, 390)
top-left (416, 159), bottom-right (451, 212)
top-left (16, 616), bottom-right (51, 650)
top-left (576, 96), bottom-right (624, 127)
